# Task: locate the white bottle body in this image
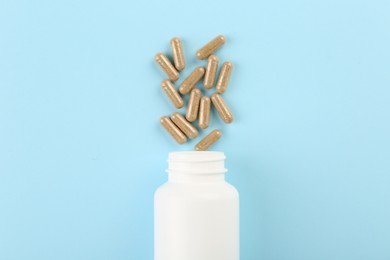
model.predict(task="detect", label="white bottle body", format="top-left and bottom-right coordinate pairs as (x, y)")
top-left (154, 151), bottom-right (239, 260)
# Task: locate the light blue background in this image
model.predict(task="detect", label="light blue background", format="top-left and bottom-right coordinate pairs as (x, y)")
top-left (1, 0), bottom-right (389, 259)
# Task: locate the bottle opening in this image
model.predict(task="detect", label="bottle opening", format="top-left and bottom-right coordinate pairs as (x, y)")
top-left (167, 151), bottom-right (227, 175)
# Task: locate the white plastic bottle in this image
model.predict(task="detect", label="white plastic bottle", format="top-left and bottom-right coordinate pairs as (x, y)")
top-left (154, 151), bottom-right (239, 260)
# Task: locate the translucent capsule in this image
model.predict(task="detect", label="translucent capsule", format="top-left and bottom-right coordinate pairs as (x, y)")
top-left (161, 80), bottom-right (184, 109)
top-left (195, 129), bottom-right (222, 151)
top-left (211, 93), bottom-right (234, 124)
top-left (186, 88), bottom-right (201, 122)
top-left (179, 67), bottom-right (205, 95)
top-left (204, 55), bottom-right (219, 89)
top-left (196, 35), bottom-right (226, 60)
top-left (155, 53), bottom-right (180, 81)
top-left (170, 37), bottom-right (186, 71)
top-left (160, 116), bottom-right (187, 144)
top-left (171, 112), bottom-right (198, 139)
top-left (198, 96), bottom-right (211, 129)
top-left (216, 62), bottom-right (233, 94)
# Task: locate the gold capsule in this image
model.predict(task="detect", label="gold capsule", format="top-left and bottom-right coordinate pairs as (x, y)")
top-left (198, 96), bottom-right (211, 129)
top-left (171, 112), bottom-right (198, 139)
top-left (216, 62), bottom-right (233, 94)
top-left (195, 129), bottom-right (222, 151)
top-left (161, 80), bottom-right (184, 109)
top-left (170, 37), bottom-right (186, 71)
top-left (186, 88), bottom-right (201, 122)
top-left (204, 55), bottom-right (219, 89)
top-left (155, 52), bottom-right (180, 81)
top-left (196, 35), bottom-right (226, 60)
top-left (179, 66), bottom-right (205, 95)
top-left (160, 116), bottom-right (187, 144)
top-left (211, 93), bottom-right (234, 124)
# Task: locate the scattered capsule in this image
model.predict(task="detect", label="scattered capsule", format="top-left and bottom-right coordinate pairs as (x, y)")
top-left (179, 66), bottom-right (205, 95)
top-left (161, 80), bottom-right (184, 109)
top-left (155, 53), bottom-right (180, 81)
top-left (160, 116), bottom-right (187, 144)
top-left (171, 112), bottom-right (198, 139)
top-left (186, 88), bottom-right (201, 122)
top-left (211, 93), bottom-right (234, 124)
top-left (216, 62), bottom-right (233, 94)
top-left (170, 37), bottom-right (186, 71)
top-left (198, 96), bottom-right (211, 129)
top-left (204, 55), bottom-right (219, 89)
top-left (195, 129), bottom-right (222, 151)
top-left (196, 35), bottom-right (226, 60)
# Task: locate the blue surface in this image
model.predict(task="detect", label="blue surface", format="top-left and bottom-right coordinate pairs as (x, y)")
top-left (1, 0), bottom-right (389, 259)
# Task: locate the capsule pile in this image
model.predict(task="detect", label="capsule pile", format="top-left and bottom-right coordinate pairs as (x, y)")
top-left (156, 35), bottom-right (234, 151)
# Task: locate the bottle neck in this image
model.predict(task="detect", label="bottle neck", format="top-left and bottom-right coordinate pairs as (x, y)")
top-left (168, 172), bottom-right (225, 183)
top-left (167, 151), bottom-right (227, 183)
